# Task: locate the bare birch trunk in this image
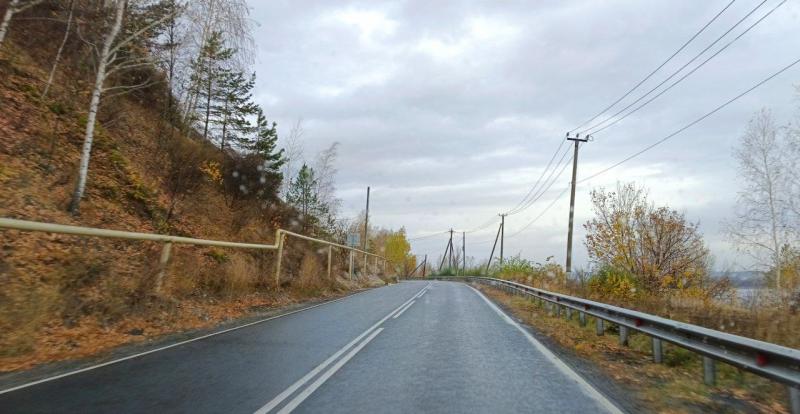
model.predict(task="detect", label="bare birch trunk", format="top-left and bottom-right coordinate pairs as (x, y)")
top-left (0, 0), bottom-right (21, 46)
top-left (69, 0), bottom-right (126, 214)
top-left (42, 0), bottom-right (75, 99)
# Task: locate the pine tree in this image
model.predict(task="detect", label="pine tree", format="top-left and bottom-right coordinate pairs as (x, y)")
top-left (250, 107), bottom-right (285, 171)
top-left (217, 71), bottom-right (257, 151)
top-left (287, 164), bottom-right (328, 232)
top-left (191, 31), bottom-right (234, 142)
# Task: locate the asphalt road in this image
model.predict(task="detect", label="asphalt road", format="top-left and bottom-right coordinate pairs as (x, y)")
top-left (0, 281), bottom-right (623, 413)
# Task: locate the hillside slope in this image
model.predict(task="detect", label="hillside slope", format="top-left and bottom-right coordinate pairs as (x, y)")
top-left (0, 12), bottom-right (377, 372)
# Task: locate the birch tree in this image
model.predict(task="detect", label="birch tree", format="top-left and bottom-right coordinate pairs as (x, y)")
top-left (41, 0), bottom-right (76, 99)
top-left (280, 119), bottom-right (305, 199)
top-left (726, 109), bottom-right (797, 289)
top-left (180, 0), bottom-right (253, 126)
top-left (69, 0), bottom-right (181, 213)
top-left (0, 0), bottom-right (44, 46)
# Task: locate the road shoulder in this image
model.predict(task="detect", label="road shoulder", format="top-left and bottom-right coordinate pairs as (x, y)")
top-left (0, 286), bottom-right (379, 393)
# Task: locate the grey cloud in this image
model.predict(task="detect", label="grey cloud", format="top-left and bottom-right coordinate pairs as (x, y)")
top-left (249, 0), bottom-right (800, 268)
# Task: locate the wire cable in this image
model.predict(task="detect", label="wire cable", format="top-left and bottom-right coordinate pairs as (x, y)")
top-left (503, 139), bottom-right (566, 215)
top-left (507, 185), bottom-right (571, 239)
top-left (584, 0), bottom-right (786, 136)
top-left (579, 54), bottom-right (800, 184)
top-left (568, 0), bottom-right (737, 133)
top-left (407, 231), bottom-right (449, 242)
top-left (507, 145), bottom-right (572, 215)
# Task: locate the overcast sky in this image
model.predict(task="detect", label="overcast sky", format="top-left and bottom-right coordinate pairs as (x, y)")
top-left (248, 0), bottom-right (800, 271)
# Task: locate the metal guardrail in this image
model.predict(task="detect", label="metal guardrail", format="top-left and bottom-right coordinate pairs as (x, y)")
top-left (436, 276), bottom-right (800, 413)
top-left (0, 218), bottom-right (390, 291)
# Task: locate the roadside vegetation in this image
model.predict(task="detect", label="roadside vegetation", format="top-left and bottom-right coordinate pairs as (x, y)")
top-left (458, 105), bottom-right (800, 411)
top-left (0, 1), bottom-right (414, 372)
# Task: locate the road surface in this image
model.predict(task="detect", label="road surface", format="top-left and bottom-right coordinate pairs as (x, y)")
top-left (0, 281), bottom-right (622, 413)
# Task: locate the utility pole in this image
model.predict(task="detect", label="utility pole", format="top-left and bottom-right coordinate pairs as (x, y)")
top-left (363, 186), bottom-right (370, 251)
top-left (486, 222), bottom-right (503, 274)
top-left (439, 237), bottom-right (452, 271)
top-left (422, 254), bottom-right (427, 278)
top-left (565, 133), bottom-right (589, 276)
top-left (462, 231), bottom-right (466, 275)
top-left (499, 214), bottom-right (506, 265)
top-left (448, 229), bottom-right (454, 270)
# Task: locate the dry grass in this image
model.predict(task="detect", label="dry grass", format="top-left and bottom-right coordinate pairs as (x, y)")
top-left (480, 285), bottom-right (792, 414)
top-left (0, 34), bottom-right (378, 373)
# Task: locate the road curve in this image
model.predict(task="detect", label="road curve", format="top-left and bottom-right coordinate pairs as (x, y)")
top-left (0, 281), bottom-right (622, 413)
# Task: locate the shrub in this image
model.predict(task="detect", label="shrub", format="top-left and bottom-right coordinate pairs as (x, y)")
top-left (587, 266), bottom-right (639, 302)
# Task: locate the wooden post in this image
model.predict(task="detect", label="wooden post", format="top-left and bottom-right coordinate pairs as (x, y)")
top-left (349, 250), bottom-right (354, 280)
top-left (327, 245), bottom-right (332, 279)
top-left (155, 242), bottom-right (173, 294)
top-left (274, 234), bottom-right (285, 287)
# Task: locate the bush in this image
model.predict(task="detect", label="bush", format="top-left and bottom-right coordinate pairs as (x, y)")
top-left (490, 255), bottom-right (565, 287)
top-left (587, 266), bottom-right (639, 302)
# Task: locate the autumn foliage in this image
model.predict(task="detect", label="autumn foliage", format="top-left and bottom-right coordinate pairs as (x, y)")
top-left (582, 182), bottom-right (727, 298)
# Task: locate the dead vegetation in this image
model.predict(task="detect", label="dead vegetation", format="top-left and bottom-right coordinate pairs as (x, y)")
top-left (0, 9), bottom-right (385, 372)
top-left (480, 285), bottom-right (792, 414)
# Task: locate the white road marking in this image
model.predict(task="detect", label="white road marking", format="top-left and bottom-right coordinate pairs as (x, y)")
top-left (0, 287), bottom-right (386, 396)
top-left (276, 328), bottom-right (384, 414)
top-left (392, 300), bottom-right (416, 319)
top-left (466, 285), bottom-right (624, 414)
top-left (417, 290), bottom-right (427, 299)
top-left (254, 285), bottom-right (427, 414)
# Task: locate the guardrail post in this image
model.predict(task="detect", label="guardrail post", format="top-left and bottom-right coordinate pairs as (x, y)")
top-left (565, 307), bottom-right (572, 320)
top-left (579, 311), bottom-right (587, 327)
top-left (789, 386), bottom-right (799, 414)
top-left (327, 245), bottom-right (332, 279)
top-left (703, 357), bottom-right (716, 386)
top-left (596, 318), bottom-right (604, 336)
top-left (274, 233), bottom-right (285, 288)
top-left (555, 304), bottom-right (561, 317)
top-left (652, 338), bottom-right (663, 363)
top-left (155, 242), bottom-right (173, 294)
top-left (619, 325), bottom-right (629, 346)
top-left (349, 251), bottom-right (354, 280)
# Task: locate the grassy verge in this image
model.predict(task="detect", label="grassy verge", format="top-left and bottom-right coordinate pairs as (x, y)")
top-left (478, 284), bottom-right (792, 414)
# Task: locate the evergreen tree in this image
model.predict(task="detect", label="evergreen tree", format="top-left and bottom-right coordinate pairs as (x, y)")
top-left (250, 107), bottom-right (285, 170)
top-left (217, 71), bottom-right (258, 151)
top-left (286, 164), bottom-right (328, 232)
top-left (191, 31), bottom-right (234, 142)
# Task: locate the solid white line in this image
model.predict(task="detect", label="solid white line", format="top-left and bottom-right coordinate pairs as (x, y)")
top-left (417, 290), bottom-right (427, 299)
top-left (276, 328), bottom-right (384, 414)
top-left (412, 283), bottom-right (431, 299)
top-left (254, 285), bottom-right (427, 414)
top-left (0, 287), bottom-right (384, 396)
top-left (392, 300), bottom-right (416, 319)
top-left (465, 285), bottom-right (624, 414)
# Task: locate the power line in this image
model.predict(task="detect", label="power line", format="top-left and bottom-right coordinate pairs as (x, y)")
top-left (407, 231), bottom-right (449, 242)
top-left (579, 54), bottom-right (800, 184)
top-left (569, 0), bottom-right (737, 133)
top-left (585, 0), bottom-right (786, 136)
top-left (507, 185), bottom-right (571, 239)
top-left (503, 138), bottom-right (566, 215)
top-left (507, 145), bottom-right (573, 215)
